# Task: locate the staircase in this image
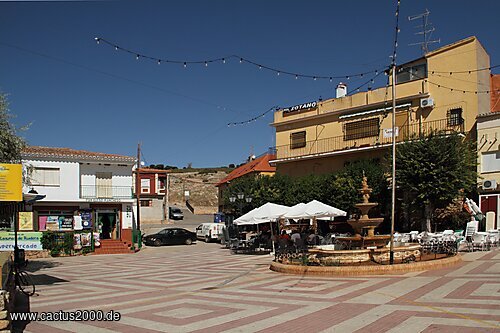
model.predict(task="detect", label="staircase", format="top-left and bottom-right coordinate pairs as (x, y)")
top-left (94, 239), bottom-right (135, 255)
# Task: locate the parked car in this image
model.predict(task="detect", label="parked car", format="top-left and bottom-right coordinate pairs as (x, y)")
top-left (196, 223), bottom-right (226, 243)
top-left (143, 228), bottom-right (196, 246)
top-left (169, 207), bottom-right (184, 220)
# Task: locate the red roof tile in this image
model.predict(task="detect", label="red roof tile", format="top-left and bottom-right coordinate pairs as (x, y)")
top-left (22, 146), bottom-right (135, 162)
top-left (216, 153), bottom-right (276, 186)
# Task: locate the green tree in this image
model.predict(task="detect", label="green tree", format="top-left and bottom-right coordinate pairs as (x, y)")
top-left (394, 132), bottom-right (477, 232)
top-left (0, 93), bottom-right (26, 163)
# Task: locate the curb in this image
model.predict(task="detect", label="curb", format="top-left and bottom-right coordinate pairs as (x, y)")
top-left (269, 254), bottom-right (462, 276)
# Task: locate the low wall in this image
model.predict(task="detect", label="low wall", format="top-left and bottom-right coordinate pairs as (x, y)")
top-left (270, 254), bottom-right (462, 276)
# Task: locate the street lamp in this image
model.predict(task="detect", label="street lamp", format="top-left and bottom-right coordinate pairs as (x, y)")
top-left (229, 193), bottom-right (252, 216)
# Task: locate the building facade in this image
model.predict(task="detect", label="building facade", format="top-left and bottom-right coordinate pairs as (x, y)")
top-left (21, 146), bottom-right (136, 248)
top-left (270, 37), bottom-right (490, 176)
top-left (477, 74), bottom-right (500, 230)
top-left (133, 168), bottom-right (168, 223)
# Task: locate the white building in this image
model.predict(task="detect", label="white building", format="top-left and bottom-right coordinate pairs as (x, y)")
top-left (21, 146), bottom-right (137, 252)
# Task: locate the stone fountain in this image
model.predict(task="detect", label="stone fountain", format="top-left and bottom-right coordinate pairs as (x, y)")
top-left (337, 174), bottom-right (390, 249)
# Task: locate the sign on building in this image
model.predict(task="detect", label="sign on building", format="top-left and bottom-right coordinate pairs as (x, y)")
top-left (383, 127), bottom-right (399, 138)
top-left (0, 231), bottom-right (43, 251)
top-left (0, 163), bottom-right (22, 202)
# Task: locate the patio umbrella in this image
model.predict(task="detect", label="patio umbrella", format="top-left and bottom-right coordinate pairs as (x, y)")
top-left (234, 202), bottom-right (290, 225)
top-left (282, 200), bottom-right (346, 219)
top-left (282, 200), bottom-right (346, 233)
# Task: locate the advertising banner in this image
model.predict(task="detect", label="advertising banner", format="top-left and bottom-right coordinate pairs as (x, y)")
top-left (0, 231), bottom-right (43, 251)
top-left (18, 212), bottom-right (34, 231)
top-left (81, 210), bottom-right (92, 229)
top-left (46, 216), bottom-right (59, 231)
top-left (0, 163), bottom-right (22, 202)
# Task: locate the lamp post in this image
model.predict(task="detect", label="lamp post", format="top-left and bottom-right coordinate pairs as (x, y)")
top-left (229, 193), bottom-right (252, 217)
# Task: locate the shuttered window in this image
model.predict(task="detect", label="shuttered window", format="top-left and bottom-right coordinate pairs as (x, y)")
top-left (343, 118), bottom-right (379, 140)
top-left (290, 131), bottom-right (306, 149)
top-left (31, 167), bottom-right (60, 186)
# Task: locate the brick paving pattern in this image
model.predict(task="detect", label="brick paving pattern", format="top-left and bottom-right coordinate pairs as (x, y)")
top-left (23, 244), bottom-right (500, 332)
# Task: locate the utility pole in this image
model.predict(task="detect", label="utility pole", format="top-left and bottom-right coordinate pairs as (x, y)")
top-left (389, 63), bottom-right (396, 265)
top-left (408, 9), bottom-right (440, 54)
top-left (136, 143), bottom-right (141, 239)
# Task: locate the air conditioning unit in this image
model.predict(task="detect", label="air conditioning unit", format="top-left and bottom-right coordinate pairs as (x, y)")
top-left (420, 97), bottom-right (434, 108)
top-left (483, 179), bottom-right (497, 190)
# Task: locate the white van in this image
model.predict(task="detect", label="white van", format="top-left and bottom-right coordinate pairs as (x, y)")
top-left (196, 223), bottom-right (226, 242)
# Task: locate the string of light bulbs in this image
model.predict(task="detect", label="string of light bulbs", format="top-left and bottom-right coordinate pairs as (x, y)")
top-left (346, 68), bottom-right (388, 96)
top-left (430, 64), bottom-right (500, 75)
top-left (227, 106), bottom-right (278, 127)
top-left (94, 37), bottom-right (386, 82)
top-left (411, 72), bottom-right (498, 94)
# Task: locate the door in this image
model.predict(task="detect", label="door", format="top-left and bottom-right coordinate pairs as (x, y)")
top-left (96, 172), bottom-right (112, 198)
top-left (395, 111), bottom-right (409, 142)
top-left (97, 211), bottom-right (119, 240)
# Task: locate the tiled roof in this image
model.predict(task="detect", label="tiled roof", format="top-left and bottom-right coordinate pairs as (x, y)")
top-left (137, 168), bottom-right (169, 173)
top-left (491, 74), bottom-right (500, 112)
top-left (216, 153), bottom-right (276, 186)
top-left (22, 146), bottom-right (135, 162)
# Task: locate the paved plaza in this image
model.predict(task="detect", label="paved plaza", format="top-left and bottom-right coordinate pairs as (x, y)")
top-left (21, 243), bottom-right (500, 332)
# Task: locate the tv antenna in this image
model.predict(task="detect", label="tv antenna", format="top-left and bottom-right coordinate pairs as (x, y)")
top-left (408, 9), bottom-right (440, 54)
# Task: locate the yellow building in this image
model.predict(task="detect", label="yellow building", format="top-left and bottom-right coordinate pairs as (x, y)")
top-left (270, 36), bottom-right (491, 177)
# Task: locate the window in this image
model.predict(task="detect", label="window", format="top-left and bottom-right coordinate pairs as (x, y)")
top-left (482, 151), bottom-right (500, 173)
top-left (396, 62), bottom-right (427, 84)
top-left (140, 199), bottom-right (152, 207)
top-left (448, 108), bottom-right (463, 126)
top-left (157, 178), bottom-right (166, 191)
top-left (290, 131), bottom-right (306, 149)
top-left (343, 118), bottom-right (379, 141)
top-left (31, 167), bottom-right (60, 186)
top-left (141, 178), bottom-right (150, 194)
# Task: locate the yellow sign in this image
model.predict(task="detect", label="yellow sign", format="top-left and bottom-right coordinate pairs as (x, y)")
top-left (18, 212), bottom-right (33, 231)
top-left (0, 163), bottom-right (22, 202)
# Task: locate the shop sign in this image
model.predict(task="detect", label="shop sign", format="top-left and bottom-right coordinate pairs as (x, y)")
top-left (85, 198), bottom-right (121, 202)
top-left (18, 212), bottom-right (33, 231)
top-left (46, 216), bottom-right (59, 231)
top-left (383, 127), bottom-right (399, 138)
top-left (81, 210), bottom-right (92, 229)
top-left (0, 163), bottom-right (22, 202)
top-left (0, 231), bottom-right (43, 251)
top-left (122, 205), bottom-right (133, 229)
top-left (59, 217), bottom-right (73, 230)
top-left (282, 101), bottom-right (318, 116)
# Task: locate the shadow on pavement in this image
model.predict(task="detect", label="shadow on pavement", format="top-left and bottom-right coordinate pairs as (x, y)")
top-left (24, 260), bottom-right (61, 273)
top-left (11, 291), bottom-right (30, 333)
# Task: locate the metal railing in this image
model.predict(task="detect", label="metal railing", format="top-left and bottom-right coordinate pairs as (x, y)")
top-left (272, 118), bottom-right (464, 160)
top-left (80, 185), bottom-right (132, 199)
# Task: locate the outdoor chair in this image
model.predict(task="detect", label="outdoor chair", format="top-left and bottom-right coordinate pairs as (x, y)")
top-left (472, 233), bottom-right (488, 251)
top-left (463, 220), bottom-right (479, 252)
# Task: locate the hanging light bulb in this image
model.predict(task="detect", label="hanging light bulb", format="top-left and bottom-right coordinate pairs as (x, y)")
top-left (136, 54), bottom-right (140, 60)
top-left (346, 76), bottom-right (350, 80)
top-left (205, 61), bottom-right (208, 67)
top-left (240, 58), bottom-right (243, 63)
top-left (259, 65), bottom-right (262, 69)
top-left (360, 73), bottom-right (364, 78)
top-left (157, 59), bottom-right (161, 65)
top-left (277, 71), bottom-right (280, 76)
top-left (313, 76), bottom-right (317, 81)
top-left (115, 46), bottom-right (118, 51)
top-left (329, 77), bottom-right (332, 82)
top-left (94, 37), bottom-right (100, 44)
top-left (375, 70), bottom-right (378, 75)
top-left (371, 79), bottom-right (374, 84)
top-left (184, 62), bottom-right (187, 68)
top-left (295, 75), bottom-right (298, 80)
top-left (222, 58), bottom-right (226, 64)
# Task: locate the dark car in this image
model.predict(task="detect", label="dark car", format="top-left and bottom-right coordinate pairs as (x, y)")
top-left (143, 228), bottom-right (196, 246)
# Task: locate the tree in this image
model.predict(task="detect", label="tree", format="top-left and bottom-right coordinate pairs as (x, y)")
top-left (394, 132), bottom-right (477, 232)
top-left (0, 93), bottom-right (26, 163)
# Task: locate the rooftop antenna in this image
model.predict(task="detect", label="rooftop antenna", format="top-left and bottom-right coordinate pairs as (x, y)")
top-left (408, 9), bottom-right (440, 54)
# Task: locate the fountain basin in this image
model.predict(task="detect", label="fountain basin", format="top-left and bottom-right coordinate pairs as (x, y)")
top-left (306, 244), bottom-right (422, 265)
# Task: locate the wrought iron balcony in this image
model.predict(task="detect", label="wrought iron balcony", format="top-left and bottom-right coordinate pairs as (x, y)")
top-left (272, 118), bottom-right (464, 161)
top-left (80, 185), bottom-right (132, 199)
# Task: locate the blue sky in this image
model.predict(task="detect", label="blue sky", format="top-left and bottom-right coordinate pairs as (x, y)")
top-left (1, 0), bottom-right (499, 168)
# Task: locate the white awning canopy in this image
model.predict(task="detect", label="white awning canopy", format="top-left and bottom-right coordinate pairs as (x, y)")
top-left (233, 202), bottom-right (290, 225)
top-left (282, 200), bottom-right (346, 219)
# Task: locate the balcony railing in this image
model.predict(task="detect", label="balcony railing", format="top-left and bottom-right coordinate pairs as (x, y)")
top-left (272, 118), bottom-right (464, 161)
top-left (80, 185), bottom-right (132, 199)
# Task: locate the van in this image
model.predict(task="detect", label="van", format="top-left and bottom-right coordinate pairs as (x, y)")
top-left (196, 223), bottom-right (226, 243)
top-left (169, 207), bottom-right (184, 220)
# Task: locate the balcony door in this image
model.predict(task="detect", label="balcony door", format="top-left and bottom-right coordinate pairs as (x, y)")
top-left (96, 172), bottom-right (112, 198)
top-left (395, 111), bottom-right (409, 142)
